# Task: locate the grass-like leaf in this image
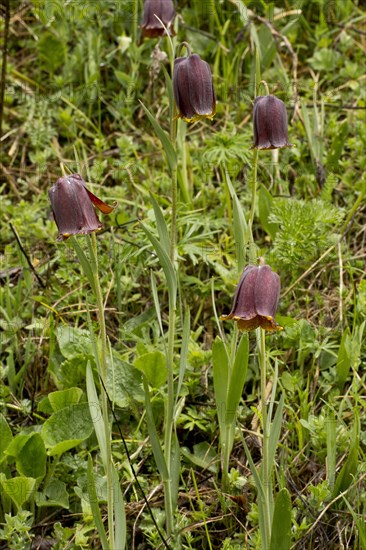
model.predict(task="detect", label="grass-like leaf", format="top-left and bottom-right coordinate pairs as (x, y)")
top-left (113, 465), bottom-right (126, 550)
top-left (269, 488), bottom-right (292, 550)
top-left (86, 362), bottom-right (107, 468)
top-left (212, 337), bottom-right (230, 431)
top-left (150, 192), bottom-right (170, 255)
top-left (140, 222), bottom-right (177, 310)
top-left (268, 394), bottom-right (285, 470)
top-left (139, 101), bottom-right (177, 172)
top-left (87, 455), bottom-right (109, 550)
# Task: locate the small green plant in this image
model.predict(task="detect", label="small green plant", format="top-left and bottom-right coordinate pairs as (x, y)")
top-left (0, 511), bottom-right (33, 550)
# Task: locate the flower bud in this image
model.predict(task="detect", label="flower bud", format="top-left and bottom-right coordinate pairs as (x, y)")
top-left (252, 95), bottom-right (292, 150)
top-left (173, 53), bottom-right (216, 123)
top-left (141, 0), bottom-right (175, 38)
top-left (48, 174), bottom-right (115, 241)
top-left (221, 264), bottom-right (282, 331)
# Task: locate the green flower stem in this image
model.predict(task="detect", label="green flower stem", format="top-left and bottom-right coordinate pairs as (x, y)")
top-left (163, 89), bottom-right (179, 537)
top-left (169, 76), bottom-right (178, 261)
top-left (249, 148), bottom-right (258, 264)
top-left (164, 304), bottom-right (175, 536)
top-left (258, 327), bottom-right (272, 548)
top-left (88, 233), bottom-right (115, 550)
top-left (177, 121), bottom-right (191, 205)
top-left (170, 168), bottom-right (178, 263)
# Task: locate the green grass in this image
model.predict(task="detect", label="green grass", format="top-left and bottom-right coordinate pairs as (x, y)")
top-left (1, 0), bottom-right (366, 549)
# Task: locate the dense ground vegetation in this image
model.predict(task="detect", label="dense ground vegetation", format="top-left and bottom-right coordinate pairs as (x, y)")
top-left (0, 0), bottom-right (365, 548)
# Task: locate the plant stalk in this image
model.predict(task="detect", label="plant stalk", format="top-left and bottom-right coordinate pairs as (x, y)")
top-left (89, 233), bottom-right (115, 549)
top-left (249, 148), bottom-right (258, 264)
top-left (258, 327), bottom-right (272, 548)
top-left (162, 72), bottom-right (179, 536)
top-left (163, 304), bottom-right (175, 536)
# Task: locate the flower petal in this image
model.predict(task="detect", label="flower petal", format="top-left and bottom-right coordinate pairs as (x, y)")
top-left (84, 187), bottom-right (116, 214)
top-left (254, 265), bottom-right (281, 320)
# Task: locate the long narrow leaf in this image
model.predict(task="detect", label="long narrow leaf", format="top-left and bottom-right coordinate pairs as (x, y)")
top-left (86, 362), bottom-right (107, 468)
top-left (226, 333), bottom-right (249, 425)
top-left (326, 409), bottom-right (336, 490)
top-left (150, 193), bottom-right (170, 254)
top-left (268, 394), bottom-right (285, 470)
top-left (336, 327), bottom-right (352, 390)
top-left (175, 308), bottom-right (190, 406)
top-left (70, 238), bottom-right (96, 294)
top-left (161, 64), bottom-right (174, 123)
top-left (150, 271), bottom-right (165, 340)
top-left (212, 337), bottom-right (230, 431)
top-left (332, 438), bottom-right (359, 498)
top-left (269, 488), bottom-right (292, 550)
top-left (239, 431), bottom-right (265, 500)
top-left (239, 431), bottom-right (267, 548)
top-left (139, 101), bottom-right (177, 172)
top-left (113, 465), bottom-right (126, 550)
top-left (142, 377), bottom-right (169, 480)
top-left (171, 432), bottom-right (181, 511)
top-left (140, 223), bottom-right (177, 310)
top-left (87, 455), bottom-right (109, 550)
top-left (268, 359), bottom-right (279, 426)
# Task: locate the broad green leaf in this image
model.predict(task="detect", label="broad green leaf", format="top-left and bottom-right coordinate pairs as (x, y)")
top-left (226, 333), bottom-right (249, 425)
top-left (41, 402), bottom-right (94, 455)
top-left (48, 388), bottom-right (83, 412)
top-left (181, 442), bottom-right (218, 473)
top-left (4, 434), bottom-right (30, 458)
top-left (35, 479), bottom-right (69, 509)
top-left (258, 185), bottom-right (279, 240)
top-left (212, 337), bottom-right (230, 430)
top-left (87, 455), bottom-right (109, 550)
top-left (86, 363), bottom-right (107, 468)
top-left (49, 355), bottom-right (90, 390)
top-left (0, 413), bottom-right (13, 460)
top-left (140, 223), bottom-right (177, 309)
top-left (269, 488), bottom-right (292, 550)
top-left (113, 465), bottom-right (126, 550)
top-left (0, 473), bottom-right (36, 509)
top-left (56, 325), bottom-right (94, 361)
top-left (150, 193), bottom-right (170, 254)
top-left (106, 355), bottom-right (144, 408)
top-left (139, 101), bottom-right (177, 172)
top-left (16, 433), bottom-right (46, 479)
top-left (134, 351), bottom-right (166, 389)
